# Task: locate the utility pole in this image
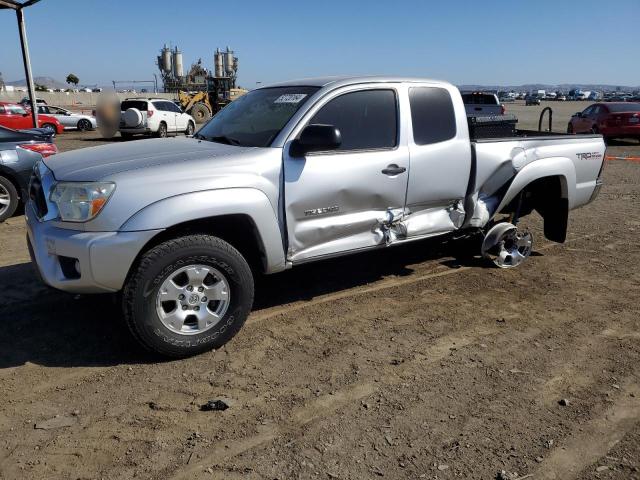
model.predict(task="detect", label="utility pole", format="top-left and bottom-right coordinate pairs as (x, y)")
top-left (16, 4), bottom-right (38, 126)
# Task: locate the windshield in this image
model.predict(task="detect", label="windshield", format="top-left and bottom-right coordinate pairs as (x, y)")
top-left (196, 86), bottom-right (320, 147)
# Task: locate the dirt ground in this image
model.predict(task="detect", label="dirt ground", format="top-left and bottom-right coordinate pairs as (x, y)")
top-left (1, 104), bottom-right (639, 480)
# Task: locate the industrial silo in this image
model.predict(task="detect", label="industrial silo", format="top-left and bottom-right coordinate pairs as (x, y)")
top-left (172, 47), bottom-right (184, 78)
top-left (224, 47), bottom-right (235, 76)
top-left (214, 48), bottom-right (224, 78)
top-left (160, 44), bottom-right (172, 74)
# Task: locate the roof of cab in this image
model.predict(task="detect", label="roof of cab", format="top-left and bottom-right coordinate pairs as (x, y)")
top-left (259, 75), bottom-right (451, 89)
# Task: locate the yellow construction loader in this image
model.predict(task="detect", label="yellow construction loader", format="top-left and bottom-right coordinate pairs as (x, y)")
top-left (177, 88), bottom-right (247, 124)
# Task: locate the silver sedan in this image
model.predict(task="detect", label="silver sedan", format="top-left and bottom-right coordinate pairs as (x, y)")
top-left (37, 105), bottom-right (97, 131)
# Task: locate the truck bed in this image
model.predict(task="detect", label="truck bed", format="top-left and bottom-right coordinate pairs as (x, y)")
top-left (473, 129), bottom-right (602, 143)
top-left (466, 130), bottom-right (606, 230)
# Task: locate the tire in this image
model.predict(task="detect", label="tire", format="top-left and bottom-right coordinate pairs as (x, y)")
top-left (567, 123), bottom-right (573, 134)
top-left (122, 234), bottom-right (254, 358)
top-left (0, 176), bottom-right (19, 223)
top-left (42, 123), bottom-right (56, 134)
top-left (77, 119), bottom-right (92, 131)
top-left (123, 108), bottom-right (143, 128)
top-left (190, 103), bottom-right (211, 124)
top-left (156, 122), bottom-right (168, 138)
top-left (185, 121), bottom-right (195, 136)
top-left (591, 125), bottom-right (599, 134)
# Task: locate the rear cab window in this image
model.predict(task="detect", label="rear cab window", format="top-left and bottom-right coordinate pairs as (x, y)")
top-left (461, 93), bottom-right (498, 105)
top-left (309, 89), bottom-right (398, 151)
top-left (409, 87), bottom-right (457, 145)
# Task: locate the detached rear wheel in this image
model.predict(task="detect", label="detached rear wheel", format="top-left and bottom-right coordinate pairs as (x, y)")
top-left (123, 235), bottom-right (254, 358)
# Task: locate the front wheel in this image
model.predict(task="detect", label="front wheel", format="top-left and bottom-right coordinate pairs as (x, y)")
top-left (185, 121), bottom-right (195, 136)
top-left (567, 123), bottom-right (574, 134)
top-left (122, 235), bottom-right (254, 358)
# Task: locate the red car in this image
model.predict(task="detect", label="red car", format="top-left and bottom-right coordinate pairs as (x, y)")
top-left (568, 102), bottom-right (640, 142)
top-left (0, 102), bottom-right (64, 135)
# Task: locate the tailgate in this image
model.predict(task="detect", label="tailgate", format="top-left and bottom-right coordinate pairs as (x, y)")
top-left (570, 137), bottom-right (606, 206)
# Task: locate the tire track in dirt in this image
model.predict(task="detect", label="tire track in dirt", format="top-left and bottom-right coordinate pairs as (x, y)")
top-left (2, 233), bottom-right (597, 405)
top-left (534, 381), bottom-right (640, 479)
top-left (169, 323), bottom-right (529, 479)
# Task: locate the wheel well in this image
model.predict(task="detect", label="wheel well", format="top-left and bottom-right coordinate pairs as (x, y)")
top-left (132, 214), bottom-right (268, 275)
top-left (504, 175), bottom-right (568, 243)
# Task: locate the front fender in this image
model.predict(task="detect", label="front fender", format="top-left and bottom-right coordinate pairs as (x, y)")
top-left (493, 156), bottom-right (576, 216)
top-left (120, 188), bottom-right (286, 273)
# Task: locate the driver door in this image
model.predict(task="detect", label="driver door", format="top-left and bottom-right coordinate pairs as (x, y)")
top-left (283, 86), bottom-right (409, 263)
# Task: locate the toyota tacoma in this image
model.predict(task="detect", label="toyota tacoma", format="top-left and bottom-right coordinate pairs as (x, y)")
top-left (26, 76), bottom-right (606, 357)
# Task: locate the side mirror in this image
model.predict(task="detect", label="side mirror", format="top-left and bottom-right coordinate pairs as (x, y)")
top-left (290, 124), bottom-right (342, 157)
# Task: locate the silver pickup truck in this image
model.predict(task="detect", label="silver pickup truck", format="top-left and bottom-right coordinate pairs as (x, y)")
top-left (26, 76), bottom-right (605, 357)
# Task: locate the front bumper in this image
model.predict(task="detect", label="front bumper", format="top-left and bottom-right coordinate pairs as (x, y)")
top-left (25, 201), bottom-right (161, 293)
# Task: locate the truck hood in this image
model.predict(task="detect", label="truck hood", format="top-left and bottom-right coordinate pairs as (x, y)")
top-left (44, 137), bottom-right (253, 181)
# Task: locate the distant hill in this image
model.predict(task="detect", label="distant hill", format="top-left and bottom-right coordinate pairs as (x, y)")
top-left (7, 76), bottom-right (68, 89)
top-left (459, 83), bottom-right (639, 93)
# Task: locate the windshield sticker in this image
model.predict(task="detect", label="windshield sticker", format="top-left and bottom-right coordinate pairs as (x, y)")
top-left (274, 94), bottom-right (307, 104)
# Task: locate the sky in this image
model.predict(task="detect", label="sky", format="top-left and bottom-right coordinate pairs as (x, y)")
top-left (0, 0), bottom-right (638, 89)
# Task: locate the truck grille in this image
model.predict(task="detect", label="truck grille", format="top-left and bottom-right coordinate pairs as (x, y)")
top-left (29, 173), bottom-right (48, 218)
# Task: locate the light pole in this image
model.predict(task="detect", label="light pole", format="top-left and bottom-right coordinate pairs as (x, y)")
top-left (0, 0), bottom-right (43, 128)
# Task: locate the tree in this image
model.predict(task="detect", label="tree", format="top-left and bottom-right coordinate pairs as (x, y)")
top-left (66, 73), bottom-right (79, 86)
top-left (35, 83), bottom-right (48, 92)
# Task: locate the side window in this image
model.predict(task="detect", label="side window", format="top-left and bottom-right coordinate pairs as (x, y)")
top-left (582, 106), bottom-right (594, 116)
top-left (309, 89), bottom-right (397, 151)
top-left (0, 106), bottom-right (5, 114)
top-left (409, 87), bottom-right (457, 145)
top-left (153, 102), bottom-right (166, 112)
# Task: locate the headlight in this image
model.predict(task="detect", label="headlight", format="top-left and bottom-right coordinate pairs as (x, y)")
top-left (49, 182), bottom-right (115, 222)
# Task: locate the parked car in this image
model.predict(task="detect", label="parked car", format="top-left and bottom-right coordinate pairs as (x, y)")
top-left (568, 102), bottom-right (640, 141)
top-left (26, 76), bottom-right (606, 357)
top-left (0, 125), bottom-right (57, 222)
top-left (0, 102), bottom-right (64, 135)
top-left (461, 92), bottom-right (505, 115)
top-left (525, 95), bottom-right (541, 106)
top-left (37, 105), bottom-right (97, 131)
top-left (19, 97), bottom-right (47, 106)
top-left (119, 98), bottom-right (196, 138)
top-left (556, 95), bottom-right (567, 101)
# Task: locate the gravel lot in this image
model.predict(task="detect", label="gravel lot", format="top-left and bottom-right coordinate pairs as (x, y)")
top-left (0, 101), bottom-right (639, 479)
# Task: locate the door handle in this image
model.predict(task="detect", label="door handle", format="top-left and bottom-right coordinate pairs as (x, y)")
top-left (381, 164), bottom-right (406, 176)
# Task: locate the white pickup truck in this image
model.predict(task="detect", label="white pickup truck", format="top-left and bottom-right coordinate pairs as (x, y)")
top-left (26, 76), bottom-right (605, 357)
